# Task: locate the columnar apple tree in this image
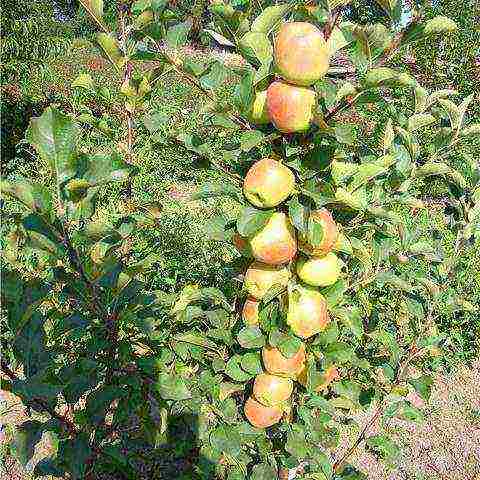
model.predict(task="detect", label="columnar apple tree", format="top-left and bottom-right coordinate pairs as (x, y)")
top-left (2, 1), bottom-right (480, 479)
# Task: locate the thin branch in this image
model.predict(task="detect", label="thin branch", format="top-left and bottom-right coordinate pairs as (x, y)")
top-left (0, 361), bottom-right (77, 437)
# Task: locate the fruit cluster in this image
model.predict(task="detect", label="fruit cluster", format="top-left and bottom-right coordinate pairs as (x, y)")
top-left (248, 22), bottom-right (329, 133)
top-left (238, 22), bottom-right (341, 428)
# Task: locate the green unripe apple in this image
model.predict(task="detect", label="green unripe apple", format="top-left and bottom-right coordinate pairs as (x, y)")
top-left (296, 253), bottom-right (341, 287)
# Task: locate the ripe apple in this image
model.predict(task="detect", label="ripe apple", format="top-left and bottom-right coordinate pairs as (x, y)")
top-left (244, 396), bottom-right (283, 428)
top-left (244, 261), bottom-right (291, 300)
top-left (296, 252), bottom-right (341, 287)
top-left (287, 284), bottom-right (330, 338)
top-left (243, 158), bottom-right (295, 208)
top-left (253, 373), bottom-right (293, 406)
top-left (298, 208), bottom-right (338, 257)
top-left (262, 344), bottom-right (305, 378)
top-left (266, 81), bottom-right (316, 133)
top-left (242, 296), bottom-right (259, 325)
top-left (250, 212), bottom-right (297, 265)
top-left (274, 22), bottom-right (330, 86)
top-left (247, 90), bottom-right (270, 125)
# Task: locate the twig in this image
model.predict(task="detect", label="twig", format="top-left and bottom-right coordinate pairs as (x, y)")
top-left (0, 361), bottom-right (78, 437)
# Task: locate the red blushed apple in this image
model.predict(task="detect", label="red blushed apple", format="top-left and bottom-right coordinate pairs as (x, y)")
top-left (244, 261), bottom-right (291, 300)
top-left (249, 212), bottom-right (297, 265)
top-left (253, 373), bottom-right (293, 406)
top-left (298, 208), bottom-right (338, 257)
top-left (274, 22), bottom-right (330, 86)
top-left (242, 296), bottom-right (259, 325)
top-left (262, 344), bottom-right (306, 378)
top-left (287, 284), bottom-right (330, 339)
top-left (244, 396), bottom-right (283, 428)
top-left (243, 158), bottom-right (295, 209)
top-left (266, 81), bottom-right (316, 133)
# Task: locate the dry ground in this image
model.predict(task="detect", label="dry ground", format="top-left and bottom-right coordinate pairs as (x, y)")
top-left (2, 360), bottom-right (480, 480)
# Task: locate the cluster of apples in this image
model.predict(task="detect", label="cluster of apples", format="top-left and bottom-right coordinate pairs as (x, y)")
top-left (239, 162), bottom-right (341, 427)
top-left (248, 22), bottom-right (330, 133)
top-left (236, 21), bottom-right (340, 430)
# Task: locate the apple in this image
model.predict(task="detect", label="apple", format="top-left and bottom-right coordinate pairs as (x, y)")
top-left (298, 208), bottom-right (338, 257)
top-left (247, 90), bottom-right (270, 125)
top-left (253, 373), bottom-right (293, 406)
top-left (274, 22), bottom-right (330, 86)
top-left (296, 252), bottom-right (341, 287)
top-left (242, 296), bottom-right (259, 325)
top-left (287, 284), bottom-right (330, 338)
top-left (244, 396), bottom-right (283, 428)
top-left (243, 158), bottom-right (295, 208)
top-left (262, 344), bottom-right (305, 378)
top-left (244, 261), bottom-right (291, 300)
top-left (266, 81), bottom-right (316, 133)
top-left (250, 212), bottom-right (297, 265)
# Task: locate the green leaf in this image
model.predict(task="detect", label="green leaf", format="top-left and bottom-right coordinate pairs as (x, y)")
top-left (277, 334), bottom-right (303, 359)
top-left (236, 206), bottom-right (273, 238)
top-left (96, 32), bottom-right (124, 68)
top-left (1, 178), bottom-right (53, 215)
top-left (237, 326), bottom-right (265, 349)
top-left (335, 187), bottom-right (367, 210)
top-left (83, 152), bottom-right (136, 186)
top-left (191, 182), bottom-right (241, 202)
top-left (57, 434), bottom-right (92, 479)
top-left (86, 386), bottom-right (123, 424)
top-left (166, 20), bottom-right (192, 48)
top-left (14, 421), bottom-right (44, 465)
top-left (225, 355), bottom-right (253, 381)
top-left (204, 29), bottom-right (235, 47)
top-left (250, 4), bottom-right (292, 34)
top-left (287, 196), bottom-right (309, 233)
top-left (407, 113), bottom-right (436, 132)
top-left (414, 162), bottom-right (466, 189)
top-left (28, 107), bottom-right (78, 185)
top-left (210, 425), bottom-right (242, 456)
top-left (375, 271), bottom-right (412, 293)
top-left (234, 70), bottom-right (254, 112)
top-left (409, 375), bottom-right (433, 401)
top-left (334, 124), bottom-right (356, 145)
top-left (200, 61), bottom-right (228, 90)
top-left (174, 332), bottom-right (219, 350)
top-left (348, 162), bottom-right (387, 192)
top-left (335, 306), bottom-right (363, 339)
top-left (366, 434), bottom-right (399, 459)
top-left (79, 0), bottom-right (106, 30)
top-left (307, 214), bottom-right (324, 246)
top-left (286, 425), bottom-right (309, 459)
top-left (240, 352), bottom-right (263, 375)
top-left (240, 130), bottom-right (265, 152)
top-left (424, 16), bottom-right (457, 35)
top-left (72, 73), bottom-right (93, 89)
top-left (251, 463), bottom-right (277, 480)
top-left (238, 32), bottom-right (272, 66)
top-left (157, 373), bottom-right (191, 400)
top-left (324, 342), bottom-right (355, 364)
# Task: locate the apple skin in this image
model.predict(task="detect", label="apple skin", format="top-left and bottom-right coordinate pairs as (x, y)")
top-left (244, 261), bottom-right (291, 300)
top-left (287, 284), bottom-right (330, 339)
top-left (296, 252), bottom-right (341, 287)
top-left (242, 296), bottom-right (260, 325)
top-left (244, 396), bottom-right (283, 428)
top-left (250, 212), bottom-right (297, 265)
top-left (243, 158), bottom-right (295, 209)
top-left (247, 90), bottom-right (270, 125)
top-left (262, 344), bottom-right (305, 378)
top-left (298, 208), bottom-right (338, 257)
top-left (274, 22), bottom-right (330, 86)
top-left (266, 81), bottom-right (316, 133)
top-left (253, 373), bottom-right (293, 406)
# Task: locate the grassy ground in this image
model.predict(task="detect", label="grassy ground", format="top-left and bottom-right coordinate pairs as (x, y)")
top-left (2, 39), bottom-right (480, 478)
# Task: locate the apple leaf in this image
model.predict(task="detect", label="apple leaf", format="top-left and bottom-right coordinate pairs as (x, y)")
top-left (236, 206), bottom-right (273, 238)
